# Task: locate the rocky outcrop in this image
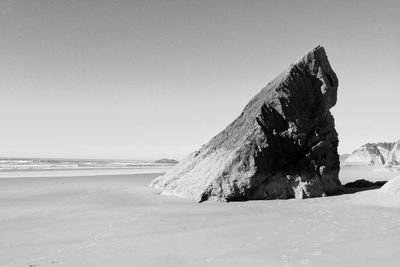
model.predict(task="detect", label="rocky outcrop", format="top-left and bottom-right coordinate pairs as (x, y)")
top-left (344, 143), bottom-right (393, 165)
top-left (344, 179), bottom-right (386, 188)
top-left (385, 140), bottom-right (400, 166)
top-left (154, 158), bottom-right (179, 164)
top-left (150, 46), bottom-right (342, 202)
top-left (345, 142), bottom-right (399, 166)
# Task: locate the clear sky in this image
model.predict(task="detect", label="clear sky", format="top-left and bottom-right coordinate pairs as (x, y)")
top-left (1, 0), bottom-right (399, 160)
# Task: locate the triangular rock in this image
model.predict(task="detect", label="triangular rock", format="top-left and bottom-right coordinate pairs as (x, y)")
top-left (150, 46), bottom-right (342, 202)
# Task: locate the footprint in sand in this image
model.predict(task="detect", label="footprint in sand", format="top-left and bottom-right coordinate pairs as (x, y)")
top-left (311, 250), bottom-right (321, 256)
top-left (379, 228), bottom-right (388, 235)
top-left (312, 242), bottom-right (320, 248)
top-left (327, 232), bottom-right (337, 241)
top-left (206, 256), bottom-right (216, 262)
top-left (300, 259), bottom-right (310, 265)
top-left (281, 255), bottom-right (290, 267)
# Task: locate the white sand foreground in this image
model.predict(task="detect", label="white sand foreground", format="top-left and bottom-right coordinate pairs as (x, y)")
top-left (1, 171), bottom-right (400, 267)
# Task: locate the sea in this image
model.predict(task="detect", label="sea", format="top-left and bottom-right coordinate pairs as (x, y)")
top-left (0, 158), bottom-right (176, 178)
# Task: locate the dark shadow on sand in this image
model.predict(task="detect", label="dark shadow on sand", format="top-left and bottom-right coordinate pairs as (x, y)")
top-left (332, 179), bottom-right (388, 196)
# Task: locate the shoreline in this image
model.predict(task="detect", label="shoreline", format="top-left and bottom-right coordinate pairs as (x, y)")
top-left (0, 167), bottom-right (171, 179)
top-left (1, 165), bottom-right (398, 183)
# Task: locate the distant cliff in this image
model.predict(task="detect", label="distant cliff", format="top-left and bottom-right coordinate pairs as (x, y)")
top-left (154, 158), bottom-right (178, 164)
top-left (345, 141), bottom-right (400, 166)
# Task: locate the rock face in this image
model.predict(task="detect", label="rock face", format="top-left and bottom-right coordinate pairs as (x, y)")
top-left (344, 141), bottom-right (399, 166)
top-left (150, 46), bottom-right (342, 202)
top-left (385, 140), bottom-right (400, 166)
top-left (344, 143), bottom-right (394, 165)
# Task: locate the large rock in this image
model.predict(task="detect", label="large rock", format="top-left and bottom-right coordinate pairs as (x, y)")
top-left (150, 46), bottom-right (342, 202)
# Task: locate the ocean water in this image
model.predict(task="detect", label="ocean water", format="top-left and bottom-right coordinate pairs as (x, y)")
top-left (0, 158), bottom-right (173, 171)
top-left (0, 158), bottom-right (176, 178)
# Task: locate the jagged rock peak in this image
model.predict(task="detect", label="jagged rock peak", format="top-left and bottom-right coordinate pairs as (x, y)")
top-left (345, 141), bottom-right (398, 166)
top-left (150, 46), bottom-right (341, 202)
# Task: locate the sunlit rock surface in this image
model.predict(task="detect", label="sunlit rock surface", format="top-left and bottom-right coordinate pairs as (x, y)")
top-left (385, 140), bottom-right (400, 166)
top-left (345, 141), bottom-right (400, 166)
top-left (345, 143), bottom-right (394, 165)
top-left (151, 46), bottom-right (341, 202)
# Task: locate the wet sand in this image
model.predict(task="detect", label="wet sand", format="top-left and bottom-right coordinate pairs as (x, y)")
top-left (339, 165), bottom-right (399, 184)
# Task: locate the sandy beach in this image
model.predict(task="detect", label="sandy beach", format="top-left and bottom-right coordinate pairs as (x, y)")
top-left (339, 165), bottom-right (400, 184)
top-left (1, 168), bottom-right (400, 267)
top-left (3, 1), bottom-right (400, 266)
